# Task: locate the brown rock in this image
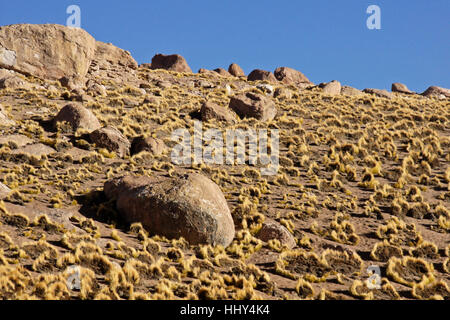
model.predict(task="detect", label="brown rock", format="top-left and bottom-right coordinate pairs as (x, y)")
top-left (392, 83), bottom-right (413, 94)
top-left (321, 80), bottom-right (342, 96)
top-left (198, 68), bottom-right (217, 76)
top-left (54, 103), bottom-right (101, 132)
top-left (59, 75), bottom-right (84, 91)
top-left (86, 82), bottom-right (107, 96)
top-left (104, 173), bottom-right (235, 246)
top-left (229, 92), bottom-right (277, 121)
top-left (0, 24), bottom-right (138, 84)
top-left (0, 24), bottom-right (96, 81)
top-left (274, 87), bottom-right (293, 99)
top-left (256, 221), bottom-right (296, 249)
top-left (130, 136), bottom-right (167, 156)
top-left (421, 86), bottom-right (450, 99)
top-left (0, 134), bottom-right (33, 148)
top-left (90, 126), bottom-right (130, 158)
top-left (247, 69), bottom-right (278, 83)
top-left (214, 68), bottom-right (232, 77)
top-left (274, 67), bottom-right (312, 88)
top-left (341, 86), bottom-right (363, 96)
top-left (200, 101), bottom-right (237, 123)
top-left (11, 143), bottom-right (56, 158)
top-left (150, 54), bottom-right (192, 73)
top-left (0, 74), bottom-right (30, 89)
top-left (94, 41), bottom-right (138, 69)
top-left (363, 88), bottom-right (393, 99)
top-left (228, 63), bottom-right (245, 77)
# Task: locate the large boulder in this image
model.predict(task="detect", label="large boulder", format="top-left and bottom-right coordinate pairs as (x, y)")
top-left (392, 82), bottom-right (414, 94)
top-left (228, 63), bottom-right (245, 77)
top-left (274, 67), bottom-right (312, 88)
top-left (0, 24), bottom-right (138, 85)
top-left (229, 92), bottom-right (277, 121)
top-left (421, 86), bottom-right (450, 99)
top-left (53, 103), bottom-right (101, 132)
top-left (200, 101), bottom-right (237, 123)
top-left (0, 24), bottom-right (96, 81)
top-left (247, 69), bottom-right (278, 83)
top-left (150, 54), bottom-right (192, 73)
top-left (104, 173), bottom-right (235, 246)
top-left (90, 126), bottom-right (130, 158)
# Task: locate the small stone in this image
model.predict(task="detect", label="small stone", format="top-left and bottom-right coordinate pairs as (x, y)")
top-left (256, 221), bottom-right (296, 249)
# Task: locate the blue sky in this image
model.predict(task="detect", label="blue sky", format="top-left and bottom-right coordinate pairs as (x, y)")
top-left (1, 0), bottom-right (449, 92)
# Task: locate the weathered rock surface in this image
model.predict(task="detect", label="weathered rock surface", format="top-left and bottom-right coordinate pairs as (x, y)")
top-left (214, 68), bottom-right (232, 77)
top-left (228, 63), bottom-right (245, 77)
top-left (421, 86), bottom-right (450, 99)
top-left (11, 143), bottom-right (56, 158)
top-left (274, 87), bottom-right (293, 99)
top-left (392, 82), bottom-right (414, 94)
top-left (256, 83), bottom-right (274, 95)
top-left (130, 136), bottom-right (167, 156)
top-left (200, 101), bottom-right (237, 123)
top-left (0, 134), bottom-right (33, 148)
top-left (247, 69), bottom-right (278, 83)
top-left (104, 173), bottom-right (235, 246)
top-left (256, 221), bottom-right (296, 249)
top-left (0, 104), bottom-right (14, 126)
top-left (363, 88), bottom-right (393, 99)
top-left (0, 24), bottom-right (138, 85)
top-left (94, 41), bottom-right (137, 69)
top-left (321, 80), bottom-right (341, 96)
top-left (53, 103), bottom-right (101, 132)
top-left (0, 182), bottom-right (11, 200)
top-left (341, 85), bottom-right (363, 96)
top-left (90, 126), bottom-right (130, 158)
top-left (274, 67), bottom-right (312, 88)
top-left (0, 73), bottom-right (30, 90)
top-left (0, 24), bottom-right (96, 81)
top-left (150, 54), bottom-right (192, 73)
top-left (198, 68), bottom-right (219, 77)
top-left (229, 92), bottom-right (277, 121)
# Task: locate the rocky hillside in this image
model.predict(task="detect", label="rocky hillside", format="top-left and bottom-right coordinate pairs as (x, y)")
top-left (0, 24), bottom-right (449, 300)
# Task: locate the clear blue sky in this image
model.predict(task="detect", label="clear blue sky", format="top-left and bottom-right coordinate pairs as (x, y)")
top-left (1, 0), bottom-right (449, 92)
